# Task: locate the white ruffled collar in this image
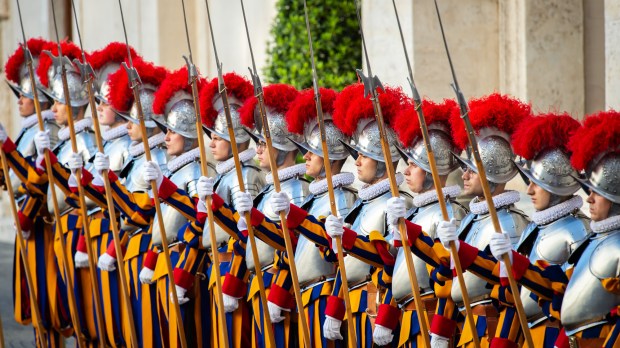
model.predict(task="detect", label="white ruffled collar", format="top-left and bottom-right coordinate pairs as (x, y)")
top-left (21, 109), bottom-right (54, 129)
top-left (265, 163), bottom-right (306, 185)
top-left (128, 132), bottom-right (166, 157)
top-left (309, 172), bottom-right (355, 195)
top-left (58, 118), bottom-right (93, 141)
top-left (167, 147), bottom-right (201, 173)
top-left (413, 185), bottom-right (461, 208)
top-left (532, 196), bottom-right (583, 226)
top-left (101, 125), bottom-right (129, 141)
top-left (358, 173), bottom-right (404, 201)
top-left (469, 190), bottom-right (521, 215)
top-left (216, 148), bottom-right (256, 175)
top-left (590, 215), bottom-right (620, 234)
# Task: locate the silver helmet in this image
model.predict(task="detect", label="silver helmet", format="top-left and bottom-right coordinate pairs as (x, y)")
top-left (204, 94), bottom-right (251, 144)
top-left (117, 84), bottom-right (162, 128)
top-left (576, 153), bottom-right (620, 204)
top-left (252, 109), bottom-right (301, 152)
top-left (516, 148), bottom-right (580, 196)
top-left (398, 123), bottom-right (458, 176)
top-left (155, 90), bottom-right (198, 139)
top-left (343, 117), bottom-right (399, 163)
top-left (39, 51), bottom-right (88, 108)
top-left (6, 57), bottom-right (50, 103)
top-left (456, 128), bottom-right (518, 184)
top-left (292, 116), bottom-right (350, 161)
top-left (94, 62), bottom-right (121, 104)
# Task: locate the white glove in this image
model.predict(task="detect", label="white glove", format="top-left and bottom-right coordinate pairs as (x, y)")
top-left (373, 324), bottom-right (394, 346)
top-left (67, 153), bottom-right (83, 172)
top-left (490, 232), bottom-right (513, 263)
top-left (34, 130), bottom-right (51, 156)
top-left (323, 315), bottom-right (343, 341)
top-left (234, 191), bottom-right (253, 215)
top-left (237, 216), bottom-right (248, 232)
top-left (437, 218), bottom-right (458, 250)
top-left (97, 252), bottom-right (116, 271)
top-left (386, 197), bottom-right (407, 226)
top-left (430, 333), bottom-right (450, 348)
top-left (0, 123), bottom-right (8, 142)
top-left (13, 223), bottom-right (30, 240)
top-left (268, 301), bottom-right (289, 323)
top-left (93, 152), bottom-right (109, 173)
top-left (74, 250), bottom-right (89, 269)
top-left (325, 215), bottom-right (344, 239)
top-left (197, 176), bottom-right (214, 202)
top-left (139, 266), bottom-right (155, 284)
top-left (269, 191), bottom-right (290, 216)
top-left (222, 293), bottom-right (239, 313)
top-left (172, 285), bottom-right (190, 305)
top-left (141, 161), bottom-right (163, 188)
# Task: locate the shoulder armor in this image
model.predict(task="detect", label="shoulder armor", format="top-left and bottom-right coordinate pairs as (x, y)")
top-left (589, 231), bottom-right (620, 280)
top-left (216, 164), bottom-right (266, 208)
top-left (462, 206), bottom-right (530, 250)
top-left (346, 190), bottom-right (397, 237)
top-left (169, 161), bottom-right (202, 198)
top-left (516, 222), bottom-right (539, 254)
top-left (411, 198), bottom-right (469, 239)
top-left (123, 147), bottom-right (169, 193)
top-left (256, 177), bottom-right (309, 222)
top-left (103, 134), bottom-right (132, 174)
top-left (306, 186), bottom-right (358, 219)
top-left (531, 214), bottom-right (591, 265)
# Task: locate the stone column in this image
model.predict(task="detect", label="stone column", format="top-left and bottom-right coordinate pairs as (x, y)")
top-left (605, 0), bottom-right (620, 111)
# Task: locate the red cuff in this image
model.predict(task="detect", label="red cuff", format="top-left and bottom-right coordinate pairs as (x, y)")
top-left (375, 304), bottom-right (401, 330)
top-left (37, 152), bottom-right (58, 175)
top-left (105, 241), bottom-right (125, 259)
top-left (157, 177), bottom-right (177, 200)
top-left (325, 295), bottom-right (345, 321)
top-left (249, 208), bottom-right (265, 227)
top-left (268, 283), bottom-right (295, 310)
top-left (17, 211), bottom-right (33, 232)
top-left (457, 241), bottom-right (479, 270)
top-left (340, 228), bottom-right (357, 250)
top-left (430, 314), bottom-right (457, 338)
top-left (2, 138), bottom-right (16, 153)
top-left (173, 267), bottom-right (194, 290)
top-left (489, 338), bottom-right (519, 348)
top-left (373, 240), bottom-right (396, 267)
top-left (287, 204), bottom-right (308, 229)
top-left (80, 169), bottom-right (93, 186)
top-left (222, 272), bottom-right (247, 298)
top-left (404, 220), bottom-right (423, 246)
top-left (107, 170), bottom-right (118, 183)
top-left (143, 250), bottom-right (158, 270)
top-left (76, 234), bottom-right (87, 253)
top-left (554, 328), bottom-right (570, 348)
top-left (211, 193), bottom-right (225, 211)
top-left (510, 251), bottom-right (530, 281)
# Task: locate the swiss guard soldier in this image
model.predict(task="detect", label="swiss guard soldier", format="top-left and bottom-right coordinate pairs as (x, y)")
top-left (1, 37), bottom-right (63, 346)
top-left (377, 99), bottom-right (467, 347)
top-left (489, 111), bottom-right (620, 348)
top-left (227, 83), bottom-right (307, 347)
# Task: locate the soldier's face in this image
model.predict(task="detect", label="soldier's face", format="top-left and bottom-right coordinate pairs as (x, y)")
top-left (586, 191), bottom-right (612, 222)
top-left (256, 141), bottom-right (272, 170)
top-left (527, 182), bottom-right (551, 210)
top-left (126, 122), bottom-right (142, 141)
top-left (17, 95), bottom-right (35, 116)
top-left (52, 100), bottom-right (68, 126)
top-left (461, 167), bottom-right (483, 197)
top-left (304, 151), bottom-right (324, 178)
top-left (404, 161), bottom-right (427, 194)
top-left (165, 130), bottom-right (185, 156)
top-left (97, 102), bottom-right (117, 126)
top-left (355, 153), bottom-right (378, 184)
top-left (209, 134), bottom-right (231, 161)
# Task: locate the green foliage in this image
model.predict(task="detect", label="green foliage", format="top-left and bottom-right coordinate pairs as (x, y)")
top-left (265, 0), bottom-right (361, 91)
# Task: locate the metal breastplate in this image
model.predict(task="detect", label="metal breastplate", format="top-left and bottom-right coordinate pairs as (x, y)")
top-left (151, 161), bottom-right (201, 245)
top-left (246, 177), bottom-right (309, 270)
top-left (517, 215), bottom-right (591, 321)
top-left (451, 207), bottom-right (530, 306)
top-left (295, 187), bottom-right (357, 286)
top-left (47, 131), bottom-right (98, 216)
top-left (561, 230), bottom-right (620, 334)
top-left (202, 163), bottom-right (266, 249)
top-left (103, 134), bottom-right (132, 174)
top-left (122, 147), bottom-right (168, 193)
top-left (392, 200), bottom-right (468, 302)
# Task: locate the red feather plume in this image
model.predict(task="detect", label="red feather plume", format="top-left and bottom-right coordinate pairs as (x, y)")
top-left (152, 66), bottom-right (205, 116)
top-left (87, 42), bottom-right (138, 71)
top-left (108, 58), bottom-right (168, 112)
top-left (333, 84), bottom-right (364, 136)
top-left (5, 38), bottom-right (51, 84)
top-left (449, 93), bottom-right (532, 151)
top-left (285, 88), bottom-right (338, 134)
top-left (511, 113), bottom-right (581, 160)
top-left (393, 99), bottom-right (457, 148)
top-left (569, 110), bottom-right (620, 171)
top-left (239, 84), bottom-right (299, 128)
top-left (199, 73), bottom-right (253, 128)
top-left (36, 40), bottom-right (84, 87)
